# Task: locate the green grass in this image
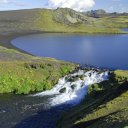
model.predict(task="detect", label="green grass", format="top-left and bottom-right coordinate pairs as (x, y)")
top-left (57, 71), bottom-right (128, 128)
top-left (0, 46), bottom-right (76, 94)
top-left (94, 16), bottom-right (128, 29)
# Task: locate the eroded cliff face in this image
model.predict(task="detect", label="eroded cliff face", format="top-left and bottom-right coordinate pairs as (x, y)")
top-left (53, 8), bottom-right (95, 25)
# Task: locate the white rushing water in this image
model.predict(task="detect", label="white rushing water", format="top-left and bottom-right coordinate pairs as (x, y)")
top-left (33, 69), bottom-right (108, 106)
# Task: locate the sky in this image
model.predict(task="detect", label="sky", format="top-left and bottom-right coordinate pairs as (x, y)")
top-left (0, 0), bottom-right (127, 12)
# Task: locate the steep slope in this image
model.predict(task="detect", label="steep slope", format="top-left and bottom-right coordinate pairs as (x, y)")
top-left (57, 71), bottom-right (128, 128)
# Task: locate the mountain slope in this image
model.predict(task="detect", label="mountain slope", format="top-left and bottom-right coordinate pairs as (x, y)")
top-left (37, 8), bottom-right (128, 33)
top-left (0, 8), bottom-right (128, 35)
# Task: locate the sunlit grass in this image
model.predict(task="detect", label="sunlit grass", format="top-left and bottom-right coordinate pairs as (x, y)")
top-left (0, 46), bottom-right (76, 94)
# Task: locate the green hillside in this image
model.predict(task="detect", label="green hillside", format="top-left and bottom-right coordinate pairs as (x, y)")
top-left (0, 46), bottom-right (76, 94)
top-left (36, 8), bottom-right (128, 33)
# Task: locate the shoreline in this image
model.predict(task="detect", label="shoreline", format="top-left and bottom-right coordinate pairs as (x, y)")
top-left (0, 31), bottom-right (44, 55)
top-left (8, 31), bottom-right (128, 71)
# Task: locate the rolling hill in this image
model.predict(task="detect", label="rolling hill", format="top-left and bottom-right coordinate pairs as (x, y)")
top-left (0, 8), bottom-right (128, 36)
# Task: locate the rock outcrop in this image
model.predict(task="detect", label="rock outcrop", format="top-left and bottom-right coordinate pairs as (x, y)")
top-left (53, 8), bottom-right (95, 25)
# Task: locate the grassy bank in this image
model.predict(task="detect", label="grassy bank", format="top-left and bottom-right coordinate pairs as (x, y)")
top-left (0, 46), bottom-right (77, 94)
top-left (57, 70), bottom-right (128, 128)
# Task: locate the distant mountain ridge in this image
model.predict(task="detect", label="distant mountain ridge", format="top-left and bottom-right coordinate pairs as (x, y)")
top-left (85, 9), bottom-right (128, 18)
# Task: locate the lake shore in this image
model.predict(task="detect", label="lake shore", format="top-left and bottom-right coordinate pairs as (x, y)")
top-left (0, 31), bottom-right (43, 55)
top-left (12, 33), bottom-right (128, 70)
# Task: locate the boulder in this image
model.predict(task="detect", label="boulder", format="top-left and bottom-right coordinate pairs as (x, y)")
top-left (59, 88), bottom-right (66, 93)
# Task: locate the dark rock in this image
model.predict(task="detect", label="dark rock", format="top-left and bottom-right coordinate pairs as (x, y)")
top-left (68, 75), bottom-right (80, 82)
top-left (71, 84), bottom-right (77, 90)
top-left (81, 83), bottom-right (85, 87)
top-left (59, 88), bottom-right (66, 93)
top-left (80, 75), bottom-right (85, 80)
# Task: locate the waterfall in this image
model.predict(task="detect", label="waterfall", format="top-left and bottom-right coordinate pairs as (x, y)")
top-left (33, 69), bottom-right (109, 106)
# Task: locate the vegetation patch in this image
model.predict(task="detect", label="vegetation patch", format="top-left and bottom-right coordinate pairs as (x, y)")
top-left (0, 46), bottom-right (76, 94)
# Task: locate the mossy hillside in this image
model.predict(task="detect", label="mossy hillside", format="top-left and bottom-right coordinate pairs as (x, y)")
top-left (57, 71), bottom-right (128, 128)
top-left (36, 9), bottom-right (128, 33)
top-left (0, 46), bottom-right (76, 94)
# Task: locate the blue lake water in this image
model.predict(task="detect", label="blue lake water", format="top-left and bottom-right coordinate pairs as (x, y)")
top-left (123, 28), bottom-right (128, 32)
top-left (12, 34), bottom-right (128, 70)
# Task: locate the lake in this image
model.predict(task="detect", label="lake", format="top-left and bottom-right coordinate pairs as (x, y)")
top-left (123, 28), bottom-right (128, 32)
top-left (12, 34), bottom-right (128, 70)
